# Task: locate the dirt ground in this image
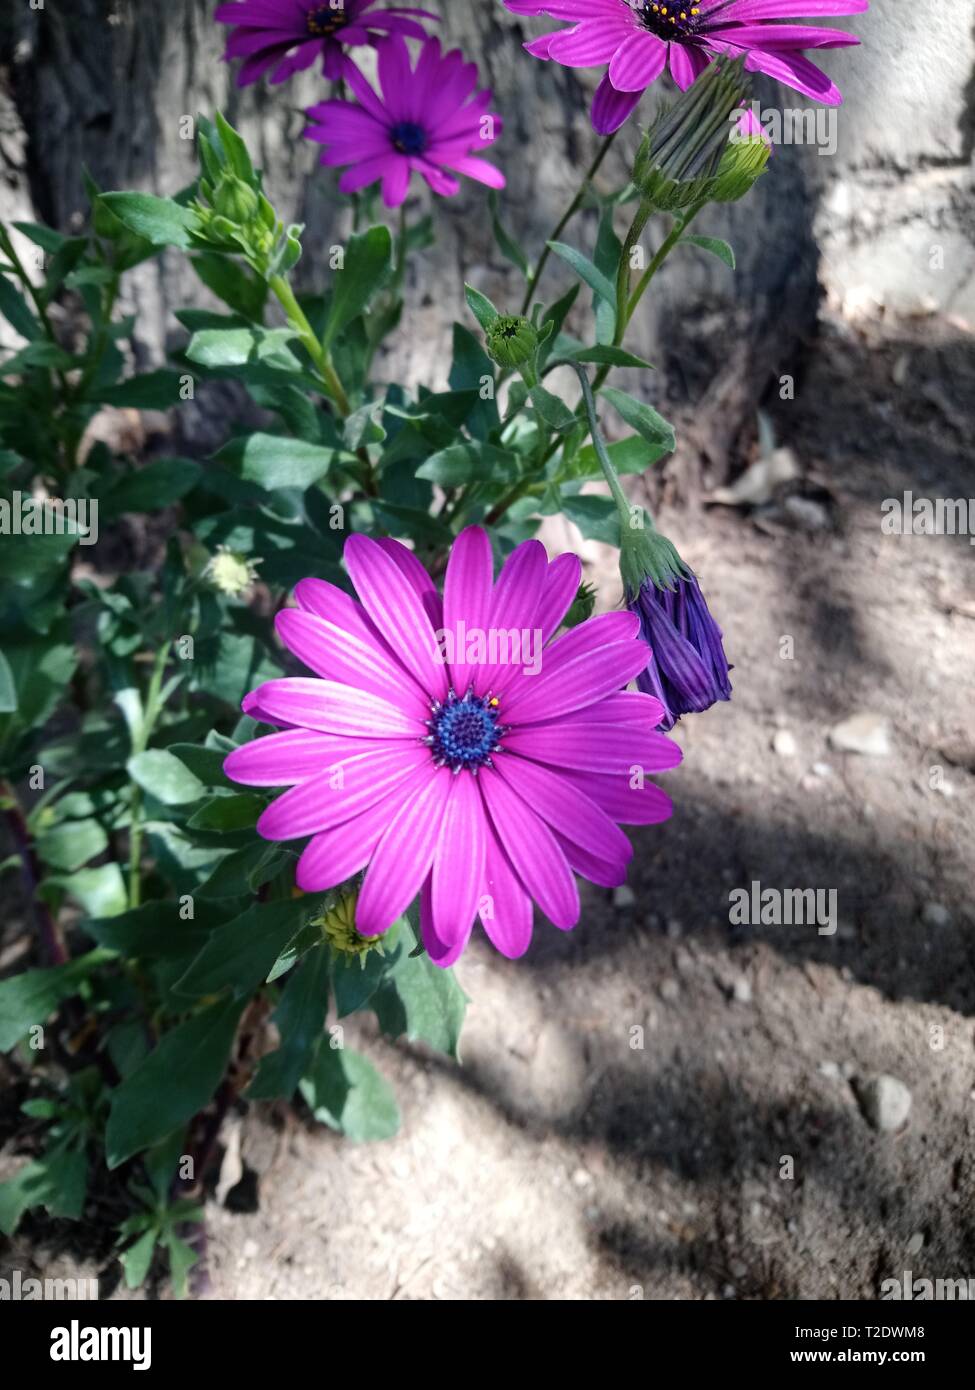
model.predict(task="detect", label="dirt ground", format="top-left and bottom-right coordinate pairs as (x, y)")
top-left (2, 306), bottom-right (974, 1301)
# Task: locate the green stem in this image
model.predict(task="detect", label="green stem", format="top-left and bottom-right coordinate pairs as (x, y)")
top-left (624, 201), bottom-right (703, 329)
top-left (268, 273), bottom-right (351, 417)
top-left (569, 363), bottom-right (633, 528)
top-left (392, 202), bottom-right (408, 291)
top-left (519, 131), bottom-right (618, 316)
top-left (128, 642), bottom-right (171, 910)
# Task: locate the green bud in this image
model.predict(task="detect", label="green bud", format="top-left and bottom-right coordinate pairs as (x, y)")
top-left (213, 174), bottom-right (260, 224)
top-left (711, 127), bottom-right (772, 203)
top-left (618, 511), bottom-right (687, 596)
top-left (632, 57), bottom-right (752, 213)
top-left (485, 314), bottom-right (538, 370)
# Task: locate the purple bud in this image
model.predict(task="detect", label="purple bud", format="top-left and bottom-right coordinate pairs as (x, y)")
top-left (629, 573), bottom-right (732, 731)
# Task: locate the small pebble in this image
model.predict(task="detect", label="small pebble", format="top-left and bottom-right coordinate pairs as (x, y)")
top-left (659, 978), bottom-right (680, 1003)
top-left (855, 1074), bottom-right (912, 1132)
top-left (732, 976), bottom-right (753, 1004)
top-left (921, 902), bottom-right (951, 928)
top-left (772, 729), bottom-right (798, 757)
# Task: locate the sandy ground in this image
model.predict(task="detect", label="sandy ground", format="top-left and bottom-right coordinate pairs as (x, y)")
top-left (2, 308), bottom-right (974, 1300)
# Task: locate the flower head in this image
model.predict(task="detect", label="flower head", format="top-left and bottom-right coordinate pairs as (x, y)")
top-left (216, 0), bottom-right (438, 87)
top-left (225, 527), bottom-right (680, 966)
top-left (205, 545), bottom-right (262, 598)
top-left (629, 572), bottom-right (732, 730)
top-left (505, 0), bottom-right (868, 134)
top-left (303, 36), bottom-right (506, 207)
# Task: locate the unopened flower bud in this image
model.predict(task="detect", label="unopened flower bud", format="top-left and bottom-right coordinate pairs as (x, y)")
top-left (313, 892), bottom-right (383, 966)
top-left (213, 174), bottom-right (260, 224)
top-left (712, 113), bottom-right (772, 202)
top-left (486, 314), bottom-right (538, 370)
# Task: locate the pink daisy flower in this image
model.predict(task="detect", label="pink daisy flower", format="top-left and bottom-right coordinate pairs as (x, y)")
top-left (504, 0), bottom-right (868, 134)
top-left (215, 0), bottom-right (437, 87)
top-left (224, 528), bottom-right (681, 967)
top-left (303, 36), bottom-right (506, 207)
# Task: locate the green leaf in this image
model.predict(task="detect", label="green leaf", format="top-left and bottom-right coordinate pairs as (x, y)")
top-left (214, 111), bottom-right (255, 183)
top-left (173, 898), bottom-right (311, 1000)
top-left (331, 932), bottom-right (399, 1019)
top-left (120, 1229), bottom-right (158, 1289)
top-left (83, 901), bottom-right (210, 960)
top-left (105, 996), bottom-right (247, 1168)
top-left (323, 225), bottom-right (393, 347)
top-left (464, 283), bottom-right (499, 332)
top-left (600, 386), bottom-right (676, 452)
top-left (416, 441), bottom-right (519, 488)
top-left (300, 1043), bottom-right (400, 1142)
top-left (186, 326), bottom-right (298, 370)
top-left (531, 384), bottom-right (577, 432)
top-left (46, 864), bottom-right (129, 919)
top-left (92, 369), bottom-right (184, 409)
top-left (560, 493), bottom-right (621, 545)
top-left (213, 432), bottom-right (337, 491)
top-left (160, 1230), bottom-right (198, 1300)
top-left (248, 945), bottom-right (330, 1101)
top-left (104, 458), bottom-right (202, 516)
top-left (191, 252), bottom-right (267, 321)
top-left (169, 738), bottom-right (236, 788)
top-left (127, 750), bottom-right (206, 806)
top-left (488, 191), bottom-right (530, 277)
top-left (548, 241), bottom-right (617, 310)
top-left (0, 274), bottom-right (41, 341)
top-left (0, 1147), bottom-right (87, 1235)
top-left (0, 950), bottom-right (111, 1052)
top-left (99, 193), bottom-right (199, 249)
top-left (372, 948), bottom-right (467, 1060)
top-left (682, 234), bottom-right (736, 270)
top-left (35, 818), bottom-right (108, 873)
top-left (0, 649), bottom-right (16, 713)
top-left (186, 793), bottom-right (263, 832)
top-left (193, 631), bottom-right (283, 707)
top-left (565, 433), bottom-right (667, 483)
top-left (196, 841), bottom-right (285, 900)
top-left (566, 345), bottom-right (653, 370)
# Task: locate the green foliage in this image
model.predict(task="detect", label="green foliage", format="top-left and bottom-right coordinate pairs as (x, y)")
top-left (0, 86), bottom-right (736, 1296)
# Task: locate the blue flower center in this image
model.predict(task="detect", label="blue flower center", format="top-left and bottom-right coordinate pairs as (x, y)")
top-left (425, 691), bottom-right (504, 774)
top-left (635, 2), bottom-right (704, 40)
top-left (306, 5), bottom-right (346, 37)
top-left (391, 121), bottom-right (428, 156)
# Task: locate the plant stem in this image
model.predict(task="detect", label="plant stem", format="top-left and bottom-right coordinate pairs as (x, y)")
top-left (128, 643), bottom-right (172, 910)
top-left (569, 363), bottom-right (634, 528)
top-left (519, 131), bottom-right (618, 315)
top-left (268, 273), bottom-right (351, 417)
top-left (623, 201), bottom-right (703, 331)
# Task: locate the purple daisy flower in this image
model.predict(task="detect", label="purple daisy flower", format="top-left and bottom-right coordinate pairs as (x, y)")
top-left (504, 0), bottom-right (868, 134)
top-left (215, 0), bottom-right (438, 87)
top-left (303, 36), bottom-right (506, 207)
top-left (225, 527), bottom-right (681, 966)
top-left (629, 572), bottom-right (732, 730)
